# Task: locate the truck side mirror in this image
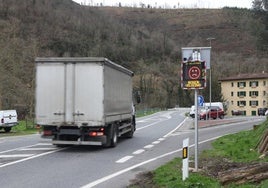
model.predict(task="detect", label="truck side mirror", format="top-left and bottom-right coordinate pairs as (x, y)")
top-left (136, 95), bottom-right (141, 104)
top-left (134, 91), bottom-right (141, 104)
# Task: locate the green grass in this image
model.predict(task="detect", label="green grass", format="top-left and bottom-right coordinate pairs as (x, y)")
top-left (204, 120), bottom-right (268, 163)
top-left (136, 108), bottom-right (163, 117)
top-left (0, 120), bottom-right (38, 136)
top-left (150, 119), bottom-right (268, 188)
top-left (153, 158), bottom-right (220, 188)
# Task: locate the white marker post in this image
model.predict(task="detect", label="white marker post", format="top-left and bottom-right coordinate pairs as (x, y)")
top-left (182, 138), bottom-right (189, 181)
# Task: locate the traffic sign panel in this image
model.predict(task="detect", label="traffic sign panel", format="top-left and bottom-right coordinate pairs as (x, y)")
top-left (198, 95), bottom-right (204, 106)
top-left (181, 61), bottom-right (206, 89)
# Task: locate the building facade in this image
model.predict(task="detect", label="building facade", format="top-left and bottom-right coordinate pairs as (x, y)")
top-left (219, 72), bottom-right (268, 116)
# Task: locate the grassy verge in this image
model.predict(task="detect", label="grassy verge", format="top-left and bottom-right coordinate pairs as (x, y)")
top-left (0, 120), bottom-right (39, 136)
top-left (136, 108), bottom-right (164, 117)
top-left (130, 119), bottom-right (268, 188)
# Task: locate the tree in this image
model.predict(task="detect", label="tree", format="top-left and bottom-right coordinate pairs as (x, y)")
top-left (252, 0), bottom-right (268, 11)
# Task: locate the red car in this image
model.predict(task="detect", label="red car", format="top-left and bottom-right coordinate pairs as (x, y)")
top-left (199, 106), bottom-right (224, 120)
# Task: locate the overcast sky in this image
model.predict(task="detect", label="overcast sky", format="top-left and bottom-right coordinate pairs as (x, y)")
top-left (73, 0), bottom-right (253, 9)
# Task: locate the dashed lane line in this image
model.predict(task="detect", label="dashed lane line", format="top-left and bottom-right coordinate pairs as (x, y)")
top-left (115, 117), bottom-right (188, 164)
top-left (132, 149), bottom-right (145, 155)
top-left (81, 135), bottom-right (223, 188)
top-left (144, 145), bottom-right (154, 149)
top-left (116, 156), bottom-right (133, 163)
top-left (152, 141), bottom-right (160, 145)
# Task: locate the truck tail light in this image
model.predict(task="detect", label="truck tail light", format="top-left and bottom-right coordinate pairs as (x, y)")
top-left (43, 130), bottom-right (53, 136)
top-left (89, 129), bottom-right (104, 137)
top-left (89, 132), bottom-right (104, 136)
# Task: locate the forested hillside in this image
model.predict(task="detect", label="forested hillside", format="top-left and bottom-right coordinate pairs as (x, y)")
top-left (0, 0), bottom-right (267, 118)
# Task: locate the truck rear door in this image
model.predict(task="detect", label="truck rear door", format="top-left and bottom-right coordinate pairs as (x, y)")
top-left (73, 63), bottom-right (103, 125)
top-left (36, 63), bottom-right (65, 125)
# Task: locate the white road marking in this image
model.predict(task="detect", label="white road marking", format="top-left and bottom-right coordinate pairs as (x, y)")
top-left (0, 147), bottom-right (67, 168)
top-left (36, 143), bottom-right (53, 146)
top-left (80, 135), bottom-right (223, 188)
top-left (136, 112), bottom-right (175, 131)
top-left (116, 156), bottom-right (133, 163)
top-left (144, 145), bottom-right (154, 149)
top-left (136, 121), bottom-right (162, 131)
top-left (158, 138), bottom-right (165, 141)
top-left (152, 141), bottom-right (160, 145)
top-left (0, 143), bottom-right (44, 154)
top-left (19, 148), bottom-right (55, 151)
top-left (0, 154), bottom-right (35, 158)
top-left (163, 117), bottom-right (187, 138)
top-left (132, 149), bottom-right (145, 155)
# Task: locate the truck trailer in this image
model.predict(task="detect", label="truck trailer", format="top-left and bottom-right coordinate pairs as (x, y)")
top-left (35, 57), bottom-right (137, 147)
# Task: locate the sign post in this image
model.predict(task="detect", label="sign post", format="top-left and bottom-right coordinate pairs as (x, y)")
top-left (181, 47), bottom-right (210, 172)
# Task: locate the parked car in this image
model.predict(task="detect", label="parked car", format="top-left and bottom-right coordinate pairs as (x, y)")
top-left (199, 106), bottom-right (224, 120)
top-left (258, 108), bottom-right (268, 116)
top-left (189, 105), bottom-right (205, 118)
top-left (232, 110), bottom-right (243, 116)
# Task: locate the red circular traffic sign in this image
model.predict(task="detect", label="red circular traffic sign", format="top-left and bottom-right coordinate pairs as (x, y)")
top-left (188, 66), bottom-right (201, 80)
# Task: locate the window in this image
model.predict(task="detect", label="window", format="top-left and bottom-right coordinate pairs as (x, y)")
top-left (264, 91), bottom-right (267, 97)
top-left (237, 91), bottom-right (246, 97)
top-left (237, 101), bottom-right (246, 107)
top-left (264, 81), bottom-right (266, 86)
top-left (249, 81), bottom-right (258, 88)
top-left (264, 100), bottom-right (267, 106)
top-left (231, 92), bottom-right (233, 96)
top-left (249, 91), bottom-right (259, 97)
top-left (250, 101), bottom-right (258, 107)
top-left (231, 82), bottom-right (234, 87)
top-left (237, 82), bottom-right (246, 88)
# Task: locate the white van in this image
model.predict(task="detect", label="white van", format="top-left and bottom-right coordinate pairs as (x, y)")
top-left (204, 102), bottom-right (223, 110)
top-left (0, 110), bottom-right (18, 132)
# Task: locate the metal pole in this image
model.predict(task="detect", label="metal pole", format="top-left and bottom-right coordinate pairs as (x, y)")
top-left (209, 67), bottom-right (212, 115)
top-left (207, 37), bottom-right (215, 116)
top-left (194, 89), bottom-right (198, 171)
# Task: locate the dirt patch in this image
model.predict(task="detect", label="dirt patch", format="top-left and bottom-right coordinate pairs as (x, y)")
top-left (128, 171), bottom-right (157, 188)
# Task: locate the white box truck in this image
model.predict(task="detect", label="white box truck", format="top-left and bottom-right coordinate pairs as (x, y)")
top-left (35, 57), bottom-right (138, 147)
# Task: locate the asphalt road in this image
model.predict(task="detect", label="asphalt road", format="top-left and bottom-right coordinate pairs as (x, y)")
top-left (0, 109), bottom-right (266, 188)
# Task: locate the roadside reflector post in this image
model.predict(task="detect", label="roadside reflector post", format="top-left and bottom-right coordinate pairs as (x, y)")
top-left (182, 138), bottom-right (189, 181)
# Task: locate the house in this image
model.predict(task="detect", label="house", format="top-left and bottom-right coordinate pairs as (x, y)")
top-left (219, 72), bottom-right (268, 116)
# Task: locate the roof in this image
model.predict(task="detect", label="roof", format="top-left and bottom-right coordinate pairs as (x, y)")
top-left (35, 57), bottom-right (134, 76)
top-left (219, 72), bottom-right (268, 81)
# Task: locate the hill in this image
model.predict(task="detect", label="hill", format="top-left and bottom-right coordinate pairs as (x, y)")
top-left (0, 0), bottom-right (267, 118)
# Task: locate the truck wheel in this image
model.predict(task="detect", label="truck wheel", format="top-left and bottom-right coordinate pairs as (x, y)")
top-left (4, 127), bottom-right (11, 133)
top-left (104, 124), bottom-right (118, 148)
top-left (110, 124), bottom-right (118, 147)
top-left (124, 123), bottom-right (134, 138)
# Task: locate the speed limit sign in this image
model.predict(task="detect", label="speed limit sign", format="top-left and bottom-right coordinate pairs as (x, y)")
top-left (181, 61), bottom-right (206, 89)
